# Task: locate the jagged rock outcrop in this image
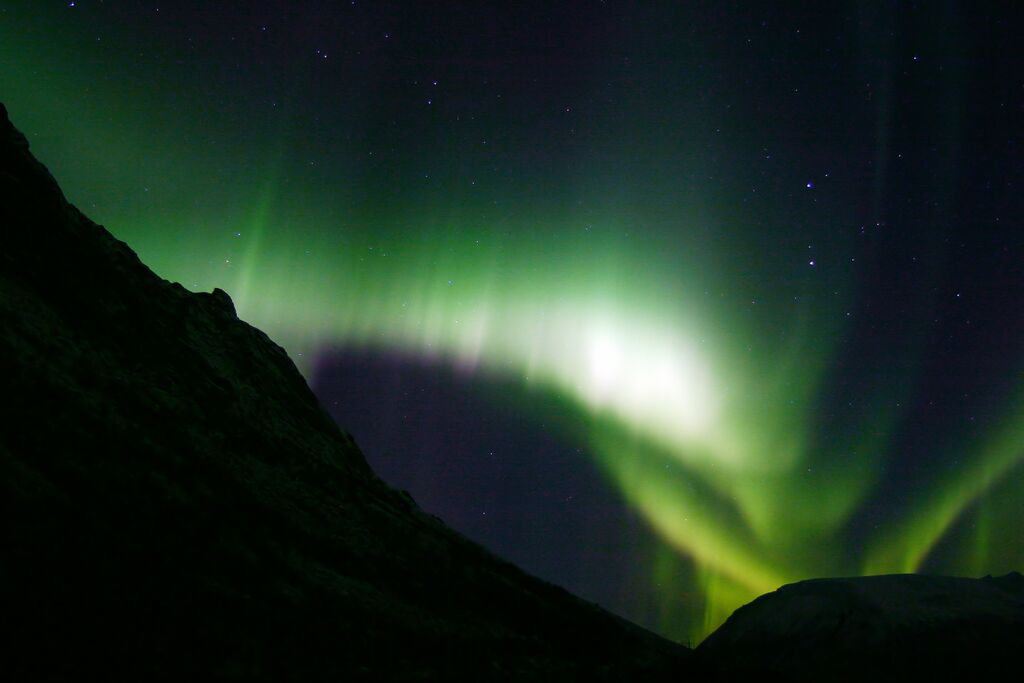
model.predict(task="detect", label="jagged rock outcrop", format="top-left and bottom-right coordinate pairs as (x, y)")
top-left (696, 572), bottom-right (1024, 681)
top-left (0, 102), bottom-right (692, 680)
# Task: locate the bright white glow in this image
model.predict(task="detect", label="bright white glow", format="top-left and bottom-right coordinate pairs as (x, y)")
top-left (587, 329), bottom-right (622, 403)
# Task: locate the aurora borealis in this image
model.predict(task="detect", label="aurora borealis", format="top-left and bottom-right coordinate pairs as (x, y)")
top-left (3, 1), bottom-right (1022, 642)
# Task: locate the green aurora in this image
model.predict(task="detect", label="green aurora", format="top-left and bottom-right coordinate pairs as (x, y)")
top-left (4, 2), bottom-right (1022, 642)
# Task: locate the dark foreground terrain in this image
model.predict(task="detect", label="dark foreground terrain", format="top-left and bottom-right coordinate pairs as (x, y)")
top-left (697, 571), bottom-right (1024, 681)
top-left (0, 103), bottom-right (692, 679)
top-left (3, 101), bottom-right (1023, 680)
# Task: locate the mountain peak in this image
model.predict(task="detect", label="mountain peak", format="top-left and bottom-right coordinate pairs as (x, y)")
top-left (697, 572), bottom-right (1024, 681)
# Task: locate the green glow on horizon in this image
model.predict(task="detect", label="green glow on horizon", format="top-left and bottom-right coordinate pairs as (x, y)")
top-left (159, 218), bottom-right (1024, 642)
top-left (195, 216), bottom-right (1021, 644)
top-left (864, 391), bottom-right (1024, 576)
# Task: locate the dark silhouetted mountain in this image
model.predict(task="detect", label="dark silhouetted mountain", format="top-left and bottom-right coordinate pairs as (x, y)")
top-left (0, 102), bottom-right (693, 680)
top-left (697, 572), bottom-right (1024, 681)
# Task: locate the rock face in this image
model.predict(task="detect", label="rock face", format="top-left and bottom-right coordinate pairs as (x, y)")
top-left (0, 102), bottom-right (692, 679)
top-left (697, 572), bottom-right (1024, 681)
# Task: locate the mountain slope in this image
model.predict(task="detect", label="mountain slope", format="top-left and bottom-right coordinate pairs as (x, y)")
top-left (0, 102), bottom-right (691, 680)
top-left (697, 572), bottom-right (1024, 681)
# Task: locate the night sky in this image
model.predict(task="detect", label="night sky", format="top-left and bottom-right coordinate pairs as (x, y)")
top-left (3, 1), bottom-right (1023, 642)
